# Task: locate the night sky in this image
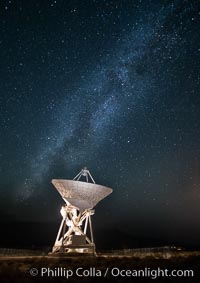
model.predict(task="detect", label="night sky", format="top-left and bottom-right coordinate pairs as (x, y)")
top-left (0, 0), bottom-right (200, 249)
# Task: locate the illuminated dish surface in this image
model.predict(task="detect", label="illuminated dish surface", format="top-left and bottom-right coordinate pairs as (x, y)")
top-left (52, 179), bottom-right (113, 210)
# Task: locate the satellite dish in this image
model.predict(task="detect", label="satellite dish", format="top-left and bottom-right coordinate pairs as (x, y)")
top-left (50, 167), bottom-right (113, 255)
top-left (52, 179), bottom-right (113, 210)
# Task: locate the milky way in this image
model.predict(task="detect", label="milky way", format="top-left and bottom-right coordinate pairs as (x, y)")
top-left (27, 3), bottom-right (172, 187)
top-left (0, 0), bottom-right (200, 247)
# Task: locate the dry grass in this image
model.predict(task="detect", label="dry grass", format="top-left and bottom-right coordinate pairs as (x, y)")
top-left (0, 252), bottom-right (200, 282)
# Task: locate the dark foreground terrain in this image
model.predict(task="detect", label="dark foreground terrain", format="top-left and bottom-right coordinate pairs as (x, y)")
top-left (0, 251), bottom-right (200, 283)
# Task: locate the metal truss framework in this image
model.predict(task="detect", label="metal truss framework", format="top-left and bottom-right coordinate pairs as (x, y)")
top-left (52, 204), bottom-right (95, 254)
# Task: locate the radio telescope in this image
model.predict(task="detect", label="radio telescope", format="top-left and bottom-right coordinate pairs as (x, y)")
top-left (51, 167), bottom-right (113, 254)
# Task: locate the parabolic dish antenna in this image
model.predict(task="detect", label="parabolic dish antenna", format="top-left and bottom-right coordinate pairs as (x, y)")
top-left (52, 179), bottom-right (112, 211)
top-left (50, 167), bottom-right (113, 255)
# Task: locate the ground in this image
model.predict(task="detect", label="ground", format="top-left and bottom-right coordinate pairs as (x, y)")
top-left (0, 251), bottom-right (200, 283)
